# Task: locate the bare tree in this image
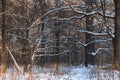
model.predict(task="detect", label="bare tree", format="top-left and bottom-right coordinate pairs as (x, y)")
top-left (113, 0), bottom-right (120, 70)
top-left (85, 0), bottom-right (95, 67)
top-left (1, 0), bottom-right (7, 73)
top-left (0, 0), bottom-right (116, 72)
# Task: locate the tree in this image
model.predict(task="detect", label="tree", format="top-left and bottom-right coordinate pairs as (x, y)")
top-left (85, 0), bottom-right (95, 67)
top-left (113, 0), bottom-right (120, 70)
top-left (38, 0), bottom-right (48, 67)
top-left (1, 0), bottom-right (7, 73)
top-left (54, 0), bottom-right (60, 72)
top-left (0, 0), bottom-right (115, 72)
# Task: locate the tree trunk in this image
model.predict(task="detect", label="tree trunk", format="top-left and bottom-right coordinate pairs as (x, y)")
top-left (55, 25), bottom-right (60, 72)
top-left (39, 0), bottom-right (46, 67)
top-left (85, 1), bottom-right (95, 67)
top-left (113, 0), bottom-right (120, 70)
top-left (22, 30), bottom-right (29, 72)
top-left (1, 0), bottom-right (7, 73)
top-left (55, 0), bottom-right (60, 72)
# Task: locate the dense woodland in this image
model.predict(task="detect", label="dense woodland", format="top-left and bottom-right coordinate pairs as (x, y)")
top-left (0, 0), bottom-right (120, 77)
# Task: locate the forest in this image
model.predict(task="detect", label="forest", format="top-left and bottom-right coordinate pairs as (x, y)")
top-left (0, 0), bottom-right (120, 80)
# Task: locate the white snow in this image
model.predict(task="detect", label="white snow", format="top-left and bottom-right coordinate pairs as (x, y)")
top-left (0, 65), bottom-right (120, 80)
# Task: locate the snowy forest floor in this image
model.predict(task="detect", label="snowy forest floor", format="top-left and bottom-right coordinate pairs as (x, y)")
top-left (0, 65), bottom-right (120, 80)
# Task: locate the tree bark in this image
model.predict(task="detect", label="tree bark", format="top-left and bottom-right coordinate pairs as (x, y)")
top-left (85, 0), bottom-right (95, 67)
top-left (6, 47), bottom-right (21, 71)
top-left (113, 0), bottom-right (120, 70)
top-left (1, 0), bottom-right (7, 73)
top-left (39, 0), bottom-right (46, 67)
top-left (55, 25), bottom-right (60, 72)
top-left (55, 0), bottom-right (60, 72)
top-left (23, 30), bottom-right (29, 72)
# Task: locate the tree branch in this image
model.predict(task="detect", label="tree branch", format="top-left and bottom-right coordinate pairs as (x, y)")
top-left (6, 46), bottom-right (21, 72)
top-left (77, 29), bottom-right (108, 36)
top-left (78, 39), bottom-right (112, 47)
top-left (91, 48), bottom-right (113, 56)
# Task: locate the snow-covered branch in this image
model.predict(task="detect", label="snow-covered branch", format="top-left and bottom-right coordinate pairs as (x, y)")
top-left (28, 3), bottom-right (114, 30)
top-left (72, 8), bottom-right (115, 19)
top-left (6, 46), bottom-right (21, 71)
top-left (69, 4), bottom-right (115, 19)
top-left (86, 39), bottom-right (112, 46)
top-left (77, 29), bottom-right (108, 36)
top-left (69, 5), bottom-right (96, 16)
top-left (91, 48), bottom-right (113, 56)
top-left (34, 50), bottom-right (70, 57)
top-left (51, 15), bottom-right (85, 21)
top-left (28, 5), bottom-right (82, 29)
top-left (78, 39), bottom-right (112, 47)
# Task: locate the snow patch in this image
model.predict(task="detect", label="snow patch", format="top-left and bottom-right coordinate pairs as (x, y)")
top-left (0, 66), bottom-right (120, 80)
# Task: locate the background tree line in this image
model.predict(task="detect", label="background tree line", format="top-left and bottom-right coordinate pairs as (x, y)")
top-left (1, 0), bottom-right (120, 73)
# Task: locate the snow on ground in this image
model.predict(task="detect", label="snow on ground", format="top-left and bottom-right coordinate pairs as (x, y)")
top-left (0, 65), bottom-right (120, 80)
